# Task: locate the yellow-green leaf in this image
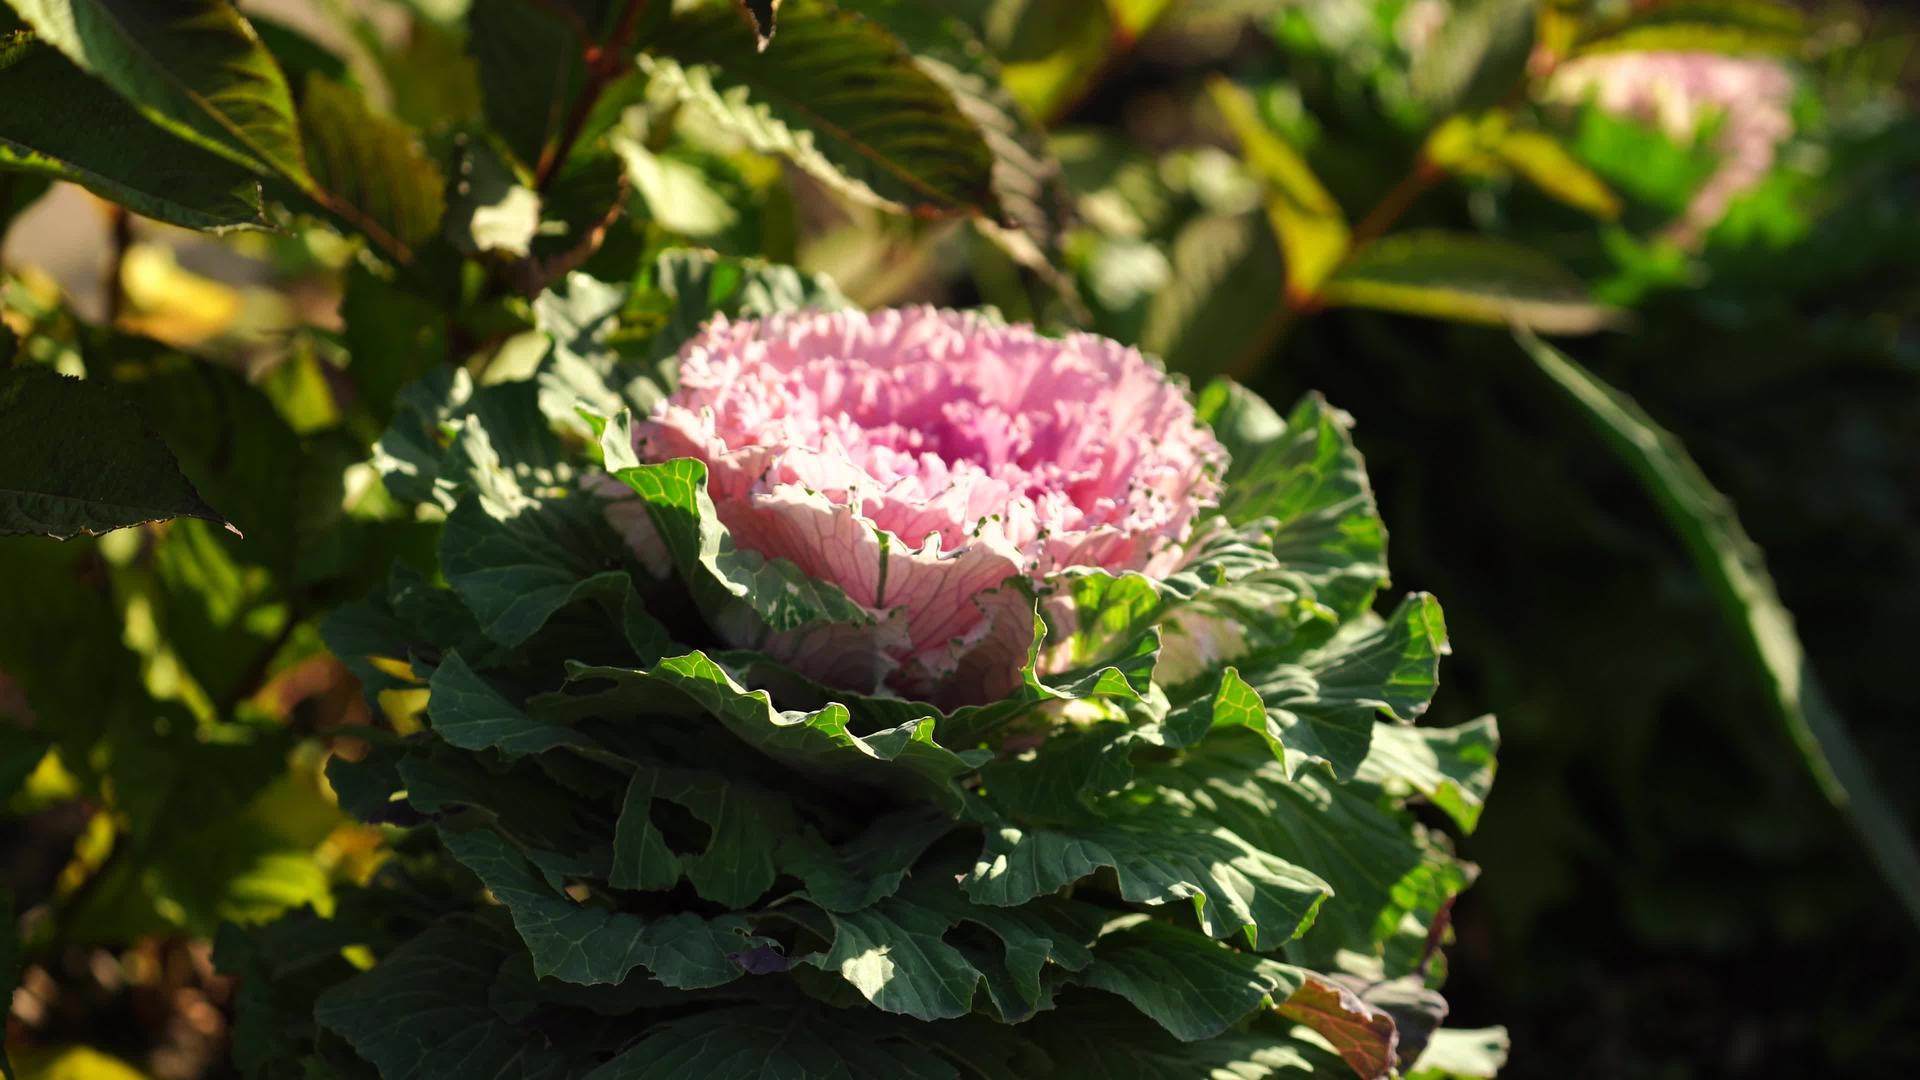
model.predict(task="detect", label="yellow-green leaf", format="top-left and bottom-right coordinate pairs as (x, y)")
top-left (1321, 230), bottom-right (1623, 334)
top-left (1208, 76), bottom-right (1350, 297)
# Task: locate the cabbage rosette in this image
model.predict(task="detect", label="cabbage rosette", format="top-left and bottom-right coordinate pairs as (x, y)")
top-left (278, 255), bottom-right (1503, 1079)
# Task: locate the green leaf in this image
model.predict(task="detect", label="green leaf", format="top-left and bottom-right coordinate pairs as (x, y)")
top-left (1517, 328), bottom-right (1920, 932)
top-left (1199, 387), bottom-right (1389, 621)
top-left (442, 827), bottom-right (762, 988)
top-left (1080, 918), bottom-right (1304, 1041)
top-left (428, 650), bottom-right (611, 761)
top-left (1408, 0), bottom-right (1535, 118)
top-left (1140, 210), bottom-right (1285, 379)
top-left (0, 367), bottom-right (227, 539)
top-left (810, 875), bottom-right (1098, 1022)
top-left (440, 494), bottom-right (632, 649)
top-left (610, 765), bottom-right (787, 906)
top-left (1240, 593), bottom-right (1448, 781)
top-left (1575, 0), bottom-right (1804, 56)
top-left (1355, 716), bottom-right (1498, 834)
top-left (298, 72), bottom-right (447, 256)
top-left (448, 137), bottom-right (539, 257)
top-left (641, 0), bottom-right (1001, 217)
top-left (775, 808), bottom-right (952, 912)
top-left (643, 248), bottom-right (851, 362)
top-left (1141, 736), bottom-right (1466, 970)
top-left (1026, 997), bottom-right (1348, 1079)
top-left (1408, 1027), bottom-right (1511, 1079)
top-left (1208, 76), bottom-right (1349, 297)
top-left (8, 0), bottom-right (310, 184)
top-left (0, 33), bottom-right (265, 229)
top-left (561, 651), bottom-right (986, 812)
top-left (840, 0), bottom-right (1076, 280)
top-left (1320, 230), bottom-right (1624, 334)
top-left (1275, 977), bottom-right (1398, 1080)
top-left (581, 1005), bottom-right (962, 1080)
top-left (964, 801), bottom-right (1331, 949)
top-left (314, 927), bottom-right (567, 1080)
top-left (467, 0), bottom-right (586, 174)
top-left (608, 458), bottom-right (874, 636)
top-left (1425, 113), bottom-right (1622, 221)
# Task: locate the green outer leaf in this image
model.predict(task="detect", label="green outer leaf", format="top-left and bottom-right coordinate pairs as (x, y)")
top-left (428, 650), bottom-right (610, 761)
top-left (1245, 593), bottom-right (1449, 781)
top-left (581, 1005), bottom-right (961, 1080)
top-left (313, 928), bottom-right (561, 1080)
top-left (1199, 386), bottom-right (1389, 621)
top-left (1080, 918), bottom-right (1304, 1042)
top-left (1143, 737), bottom-right (1466, 970)
top-left (440, 496), bottom-right (632, 649)
top-left (809, 875), bottom-right (1098, 1022)
top-left (442, 827), bottom-right (758, 989)
top-left (1516, 328), bottom-right (1920, 932)
top-left (610, 765), bottom-right (786, 906)
top-left (964, 803), bottom-right (1331, 948)
top-left (0, 367), bottom-right (227, 539)
top-left (563, 651), bottom-right (985, 812)
top-left (641, 0), bottom-right (1001, 217)
top-left (7, 0), bottom-right (311, 185)
top-left (298, 71), bottom-right (446, 254)
top-left (1356, 716), bottom-right (1498, 834)
top-left (1026, 997), bottom-right (1347, 1079)
top-left (645, 248), bottom-right (851, 363)
top-left (609, 458), bottom-right (873, 635)
top-left (0, 34), bottom-right (265, 229)
top-left (1321, 230), bottom-right (1624, 335)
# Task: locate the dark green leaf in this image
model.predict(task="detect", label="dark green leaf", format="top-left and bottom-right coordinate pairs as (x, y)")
top-left (1080, 918), bottom-right (1304, 1041)
top-left (642, 0), bottom-right (1001, 217)
top-left (1355, 716), bottom-right (1498, 834)
top-left (1321, 231), bottom-right (1624, 334)
top-left (0, 366), bottom-right (227, 538)
top-left (610, 765), bottom-right (786, 905)
top-left (0, 33), bottom-right (266, 229)
top-left (8, 0), bottom-right (310, 184)
top-left (298, 72), bottom-right (447, 256)
top-left (442, 827), bottom-right (763, 988)
top-left (582, 1005), bottom-right (961, 1079)
top-left (1242, 593), bottom-right (1449, 781)
top-left (964, 801), bottom-right (1331, 949)
top-left (467, 0), bottom-right (586, 174)
top-left (314, 927), bottom-right (567, 1080)
top-left (561, 651), bottom-right (985, 812)
top-left (1408, 0), bottom-right (1535, 117)
top-left (1518, 328), bottom-right (1920, 931)
top-left (429, 650), bottom-right (611, 761)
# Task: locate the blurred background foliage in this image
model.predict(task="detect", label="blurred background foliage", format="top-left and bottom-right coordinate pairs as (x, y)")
top-left (1, 0), bottom-right (1917, 1076)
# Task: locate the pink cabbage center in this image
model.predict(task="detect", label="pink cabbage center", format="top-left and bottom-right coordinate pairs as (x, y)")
top-left (630, 306), bottom-right (1224, 702)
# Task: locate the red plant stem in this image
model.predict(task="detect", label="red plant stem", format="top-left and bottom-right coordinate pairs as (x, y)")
top-left (1346, 151), bottom-right (1448, 257)
top-left (536, 0), bottom-right (650, 192)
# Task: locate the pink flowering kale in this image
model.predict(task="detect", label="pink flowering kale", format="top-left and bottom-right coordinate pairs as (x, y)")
top-left (1548, 50), bottom-right (1795, 245)
top-left (616, 307), bottom-right (1226, 703)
